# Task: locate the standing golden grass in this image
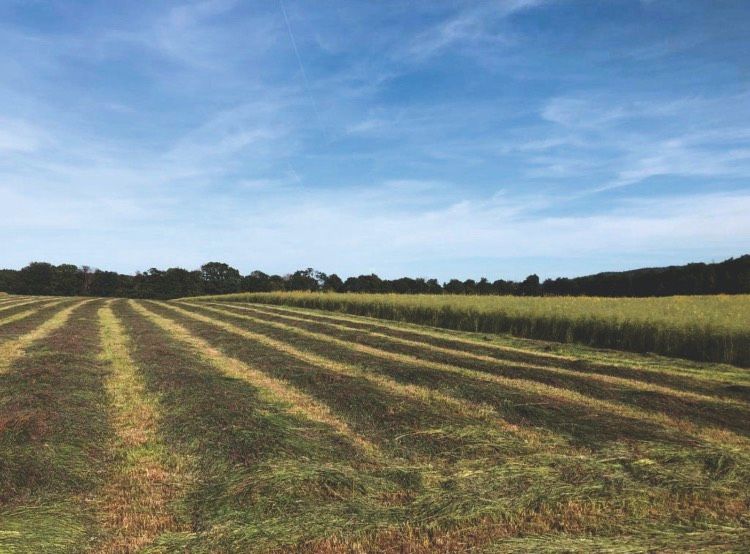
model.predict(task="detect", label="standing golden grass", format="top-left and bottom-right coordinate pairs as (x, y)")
top-left (195, 291), bottom-right (750, 366)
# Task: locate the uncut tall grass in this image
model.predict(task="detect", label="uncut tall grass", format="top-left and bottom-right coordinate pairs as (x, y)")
top-left (193, 292), bottom-right (750, 367)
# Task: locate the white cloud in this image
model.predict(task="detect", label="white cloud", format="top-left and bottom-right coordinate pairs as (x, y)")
top-left (161, 99), bottom-right (294, 179)
top-left (405, 0), bottom-right (548, 61)
top-left (346, 118), bottom-right (389, 135)
top-left (0, 119), bottom-right (47, 153)
top-left (541, 95), bottom-right (701, 129)
top-left (0, 1), bottom-right (747, 278)
top-left (221, 188), bottom-right (749, 276)
top-left (8, 178), bottom-right (736, 275)
top-left (597, 144), bottom-right (750, 193)
top-left (236, 178), bottom-right (281, 190)
top-left (535, 93), bottom-right (750, 193)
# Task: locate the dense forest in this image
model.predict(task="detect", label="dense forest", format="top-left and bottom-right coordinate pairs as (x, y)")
top-left (0, 256), bottom-right (748, 299)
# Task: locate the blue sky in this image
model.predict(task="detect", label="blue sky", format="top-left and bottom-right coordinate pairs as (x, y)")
top-left (1, 0), bottom-right (748, 280)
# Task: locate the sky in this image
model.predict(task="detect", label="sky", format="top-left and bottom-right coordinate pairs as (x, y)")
top-left (1, 0), bottom-right (749, 281)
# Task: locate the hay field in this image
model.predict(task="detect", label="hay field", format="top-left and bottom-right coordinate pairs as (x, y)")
top-left (0, 295), bottom-right (748, 552)
top-left (201, 292), bottom-right (750, 367)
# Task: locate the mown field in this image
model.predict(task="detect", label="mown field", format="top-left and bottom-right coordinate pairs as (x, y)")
top-left (202, 292), bottom-right (750, 367)
top-left (0, 294), bottom-right (749, 552)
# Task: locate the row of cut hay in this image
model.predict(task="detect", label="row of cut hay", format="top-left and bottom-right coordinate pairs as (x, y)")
top-left (194, 292), bottom-right (750, 367)
top-left (112, 301), bottom-right (428, 551)
top-left (209, 303), bottom-right (750, 437)
top-left (94, 302), bottom-right (189, 552)
top-left (0, 300), bottom-right (111, 552)
top-left (153, 301), bottom-right (750, 550)
top-left (0, 300), bottom-right (73, 341)
top-left (131, 301), bottom-right (383, 459)
top-left (181, 302), bottom-right (749, 450)
top-left (0, 301), bottom-right (88, 372)
top-left (238, 302), bottom-right (750, 400)
top-left (222, 303), bottom-right (733, 403)
top-left (0, 299), bottom-right (75, 335)
top-left (151, 303), bottom-right (520, 450)
top-left (0, 297), bottom-right (57, 317)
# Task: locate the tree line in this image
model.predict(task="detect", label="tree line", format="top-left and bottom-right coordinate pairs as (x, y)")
top-left (0, 255), bottom-right (748, 299)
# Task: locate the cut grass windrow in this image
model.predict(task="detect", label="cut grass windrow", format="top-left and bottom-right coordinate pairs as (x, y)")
top-left (153, 302), bottom-right (533, 445)
top-left (213, 303), bottom-right (750, 435)
top-left (0, 300), bottom-right (82, 349)
top-left (231, 301), bottom-right (660, 367)
top-left (147, 302), bottom-right (750, 550)
top-left (90, 302), bottom-right (189, 553)
top-left (112, 301), bottom-right (435, 551)
top-left (182, 302), bottom-right (750, 450)
top-left (219, 303), bottom-right (742, 405)
top-left (131, 301), bottom-right (382, 460)
top-left (241, 302), bottom-right (750, 399)
top-left (0, 300), bottom-right (88, 374)
top-left (2, 296), bottom-right (747, 551)
top-left (0, 297), bottom-right (29, 307)
top-left (169, 307), bottom-right (661, 456)
top-left (0, 299), bottom-right (66, 330)
top-left (148, 302), bottom-right (567, 465)
top-left (0, 298), bottom-right (44, 314)
top-left (196, 292), bottom-right (750, 366)
top-left (160, 300), bottom-right (750, 520)
top-left (0, 300), bottom-right (114, 552)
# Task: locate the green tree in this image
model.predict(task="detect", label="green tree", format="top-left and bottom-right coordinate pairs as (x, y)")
top-left (200, 262), bottom-right (242, 295)
top-left (286, 268), bottom-right (322, 291)
top-left (519, 274), bottom-right (541, 296)
top-left (53, 264), bottom-right (82, 296)
top-left (322, 273), bottom-right (344, 292)
top-left (17, 262), bottom-right (56, 295)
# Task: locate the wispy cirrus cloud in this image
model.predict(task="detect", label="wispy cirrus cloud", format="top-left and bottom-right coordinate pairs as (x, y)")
top-left (405, 0), bottom-right (550, 61)
top-left (5, 178), bottom-right (746, 279)
top-left (529, 92), bottom-right (750, 193)
top-left (0, 118), bottom-right (48, 154)
top-left (0, 0), bottom-right (748, 277)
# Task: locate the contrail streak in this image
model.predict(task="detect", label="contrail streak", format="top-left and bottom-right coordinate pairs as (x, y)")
top-left (279, 0), bottom-right (322, 124)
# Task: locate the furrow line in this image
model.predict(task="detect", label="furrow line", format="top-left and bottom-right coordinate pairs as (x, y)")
top-left (132, 301), bottom-right (383, 459)
top-left (187, 302), bottom-right (750, 448)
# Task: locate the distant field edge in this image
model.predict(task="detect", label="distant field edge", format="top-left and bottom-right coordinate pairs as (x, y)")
top-left (185, 292), bottom-right (750, 368)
